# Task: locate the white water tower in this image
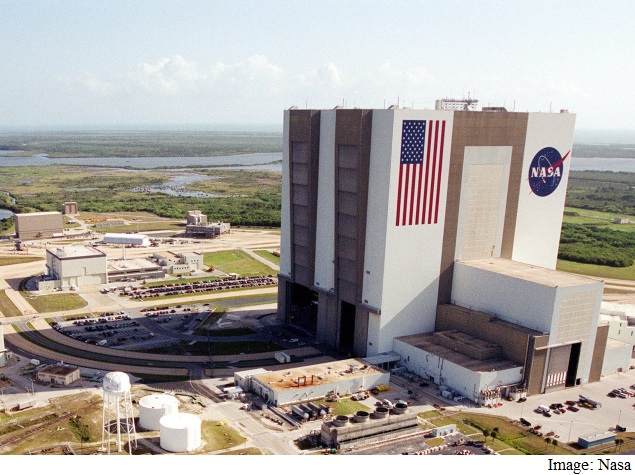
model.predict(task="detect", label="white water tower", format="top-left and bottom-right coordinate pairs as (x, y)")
top-left (101, 371), bottom-right (137, 454)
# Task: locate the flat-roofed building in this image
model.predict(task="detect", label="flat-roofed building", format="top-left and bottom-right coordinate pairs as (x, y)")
top-left (153, 251), bottom-right (203, 274)
top-left (40, 245), bottom-right (108, 290)
top-left (14, 211), bottom-right (63, 239)
top-left (245, 358), bottom-right (389, 406)
top-left (37, 365), bottom-right (80, 386)
top-left (107, 258), bottom-right (164, 282)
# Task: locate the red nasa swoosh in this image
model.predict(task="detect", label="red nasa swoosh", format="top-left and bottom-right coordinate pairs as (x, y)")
top-left (529, 149), bottom-right (571, 195)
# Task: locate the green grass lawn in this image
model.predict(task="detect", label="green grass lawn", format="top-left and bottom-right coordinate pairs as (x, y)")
top-left (425, 412), bottom-right (577, 455)
top-left (0, 290), bottom-right (22, 317)
top-left (563, 207), bottom-right (635, 232)
top-left (0, 256), bottom-right (44, 266)
top-left (94, 221), bottom-right (185, 233)
top-left (204, 249), bottom-right (277, 276)
top-left (253, 249), bottom-right (280, 266)
top-left (557, 259), bottom-right (635, 281)
top-left (21, 292), bottom-right (88, 313)
top-left (200, 421), bottom-right (245, 452)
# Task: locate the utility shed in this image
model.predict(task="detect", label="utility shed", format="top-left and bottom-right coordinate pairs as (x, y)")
top-left (246, 358), bottom-right (390, 406)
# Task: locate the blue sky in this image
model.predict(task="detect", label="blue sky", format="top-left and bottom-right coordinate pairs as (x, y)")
top-left (1, 0), bottom-right (633, 129)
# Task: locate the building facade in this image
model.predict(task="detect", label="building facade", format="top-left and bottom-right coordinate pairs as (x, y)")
top-left (278, 107), bottom-right (608, 397)
top-left (14, 211), bottom-right (63, 240)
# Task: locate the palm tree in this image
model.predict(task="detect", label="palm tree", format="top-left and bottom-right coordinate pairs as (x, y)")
top-left (552, 439), bottom-right (558, 453)
top-left (614, 439), bottom-right (624, 453)
top-left (483, 429), bottom-right (490, 443)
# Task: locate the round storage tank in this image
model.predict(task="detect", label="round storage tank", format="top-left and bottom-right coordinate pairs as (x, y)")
top-left (102, 372), bottom-right (131, 396)
top-left (160, 413), bottom-right (201, 453)
top-left (139, 394), bottom-right (179, 431)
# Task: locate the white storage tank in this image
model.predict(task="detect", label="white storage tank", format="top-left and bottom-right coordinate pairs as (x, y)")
top-left (138, 394), bottom-right (179, 431)
top-left (160, 413), bottom-right (201, 453)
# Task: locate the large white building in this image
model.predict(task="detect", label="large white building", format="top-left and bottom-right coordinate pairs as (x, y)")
top-left (278, 106), bottom-right (610, 398)
top-left (40, 245), bottom-right (108, 290)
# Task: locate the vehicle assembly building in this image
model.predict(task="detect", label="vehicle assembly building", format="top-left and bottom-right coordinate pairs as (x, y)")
top-left (278, 106), bottom-right (612, 399)
top-left (14, 211), bottom-right (63, 240)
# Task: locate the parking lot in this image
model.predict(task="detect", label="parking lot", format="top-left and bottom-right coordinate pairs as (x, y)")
top-left (50, 304), bottom-right (213, 351)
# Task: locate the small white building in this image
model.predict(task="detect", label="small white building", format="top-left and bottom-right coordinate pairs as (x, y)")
top-left (40, 245), bottom-right (108, 290)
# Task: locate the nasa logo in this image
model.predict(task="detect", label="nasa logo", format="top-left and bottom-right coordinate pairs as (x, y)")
top-left (528, 147), bottom-right (570, 197)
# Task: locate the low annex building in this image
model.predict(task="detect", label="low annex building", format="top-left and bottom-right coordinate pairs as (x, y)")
top-left (107, 258), bottom-right (165, 282)
top-left (394, 258), bottom-right (606, 402)
top-left (37, 365), bottom-right (80, 386)
top-left (39, 245), bottom-right (108, 290)
top-left (152, 251), bottom-right (203, 274)
top-left (235, 359), bottom-right (389, 406)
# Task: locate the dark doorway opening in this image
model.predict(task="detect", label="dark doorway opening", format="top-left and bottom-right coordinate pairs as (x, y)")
top-left (288, 283), bottom-right (318, 334)
top-left (566, 342), bottom-right (581, 387)
top-left (339, 301), bottom-right (356, 354)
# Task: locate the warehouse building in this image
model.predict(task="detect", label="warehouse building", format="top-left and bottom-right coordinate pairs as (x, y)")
top-left (37, 364), bottom-right (80, 386)
top-left (103, 233), bottom-right (151, 247)
top-left (236, 359), bottom-right (389, 407)
top-left (278, 106), bottom-right (610, 399)
top-left (14, 211), bottom-right (63, 240)
top-left (39, 245), bottom-right (108, 290)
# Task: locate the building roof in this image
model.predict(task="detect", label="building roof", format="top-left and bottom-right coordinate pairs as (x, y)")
top-left (396, 332), bottom-right (521, 372)
top-left (579, 432), bottom-right (616, 443)
top-left (15, 211), bottom-right (62, 217)
top-left (47, 245), bottom-right (106, 259)
top-left (253, 358), bottom-right (386, 390)
top-left (107, 258), bottom-right (161, 272)
top-left (38, 365), bottom-right (79, 376)
top-left (457, 258), bottom-right (604, 288)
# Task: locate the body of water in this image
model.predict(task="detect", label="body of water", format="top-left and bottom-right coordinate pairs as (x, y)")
top-left (0, 151), bottom-right (634, 173)
top-left (0, 151), bottom-right (283, 171)
top-left (569, 157), bottom-right (635, 173)
top-left (0, 209), bottom-right (13, 219)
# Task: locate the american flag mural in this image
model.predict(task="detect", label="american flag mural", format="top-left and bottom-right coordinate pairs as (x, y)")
top-left (395, 119), bottom-right (446, 226)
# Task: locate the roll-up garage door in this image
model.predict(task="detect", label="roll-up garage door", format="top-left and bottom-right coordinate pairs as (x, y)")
top-left (544, 345), bottom-right (572, 393)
